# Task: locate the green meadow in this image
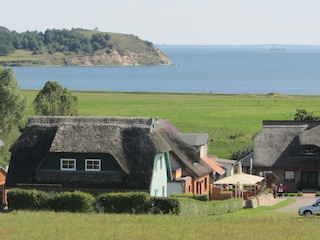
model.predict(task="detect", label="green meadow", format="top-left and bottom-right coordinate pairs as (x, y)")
top-left (0, 199), bottom-right (318, 240)
top-left (22, 90), bottom-right (320, 159)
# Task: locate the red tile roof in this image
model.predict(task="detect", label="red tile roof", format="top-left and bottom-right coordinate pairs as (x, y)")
top-left (203, 156), bottom-right (225, 175)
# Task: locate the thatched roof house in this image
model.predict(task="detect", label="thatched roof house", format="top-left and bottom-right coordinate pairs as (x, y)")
top-left (5, 116), bottom-right (212, 195)
top-left (251, 120), bottom-right (320, 191)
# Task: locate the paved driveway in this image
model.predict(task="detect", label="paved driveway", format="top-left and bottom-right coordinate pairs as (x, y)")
top-left (267, 196), bottom-right (319, 213)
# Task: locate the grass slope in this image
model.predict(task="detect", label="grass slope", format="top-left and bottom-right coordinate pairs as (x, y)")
top-left (22, 90), bottom-right (320, 159)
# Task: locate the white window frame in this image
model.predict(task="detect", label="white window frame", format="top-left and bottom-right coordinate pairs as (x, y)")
top-left (60, 159), bottom-right (76, 171)
top-left (85, 159), bottom-right (101, 171)
top-left (285, 170), bottom-right (295, 182)
top-left (200, 145), bottom-right (206, 158)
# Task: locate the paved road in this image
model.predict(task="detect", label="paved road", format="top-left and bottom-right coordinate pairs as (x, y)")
top-left (264, 196), bottom-right (319, 213)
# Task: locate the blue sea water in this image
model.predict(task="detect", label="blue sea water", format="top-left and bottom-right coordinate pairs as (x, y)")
top-left (11, 45), bottom-right (320, 95)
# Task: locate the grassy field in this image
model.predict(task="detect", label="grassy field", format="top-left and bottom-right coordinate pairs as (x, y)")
top-left (0, 199), bottom-right (318, 240)
top-left (21, 90), bottom-right (320, 159)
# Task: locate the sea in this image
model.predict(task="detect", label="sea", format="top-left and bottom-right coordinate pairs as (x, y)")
top-left (11, 45), bottom-right (320, 95)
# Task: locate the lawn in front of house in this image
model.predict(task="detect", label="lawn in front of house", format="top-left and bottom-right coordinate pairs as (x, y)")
top-left (0, 199), bottom-right (316, 240)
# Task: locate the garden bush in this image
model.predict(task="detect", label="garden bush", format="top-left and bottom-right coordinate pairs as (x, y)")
top-left (170, 193), bottom-right (209, 202)
top-left (7, 188), bottom-right (94, 212)
top-left (7, 188), bottom-right (49, 210)
top-left (151, 197), bottom-right (179, 214)
top-left (99, 192), bottom-right (153, 214)
top-left (46, 191), bottom-right (94, 213)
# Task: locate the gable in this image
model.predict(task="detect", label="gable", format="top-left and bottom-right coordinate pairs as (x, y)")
top-left (6, 126), bottom-right (57, 188)
top-left (253, 121), bottom-right (320, 168)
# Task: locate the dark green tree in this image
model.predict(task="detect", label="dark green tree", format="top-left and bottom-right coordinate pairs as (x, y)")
top-left (33, 81), bottom-right (78, 116)
top-left (0, 67), bottom-right (27, 133)
top-left (0, 27), bottom-right (15, 56)
top-left (0, 67), bottom-right (27, 165)
top-left (294, 109), bottom-right (320, 121)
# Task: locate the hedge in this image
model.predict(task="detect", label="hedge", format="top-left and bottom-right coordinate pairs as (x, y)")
top-left (7, 188), bottom-right (94, 212)
top-left (99, 192), bottom-right (152, 214)
top-left (170, 193), bottom-right (209, 202)
top-left (7, 189), bottom-right (242, 215)
top-left (177, 198), bottom-right (242, 216)
top-left (98, 192), bottom-right (242, 216)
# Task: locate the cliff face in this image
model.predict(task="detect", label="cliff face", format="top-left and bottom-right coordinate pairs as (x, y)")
top-left (1, 49), bottom-right (170, 67)
top-left (0, 33), bottom-right (171, 67)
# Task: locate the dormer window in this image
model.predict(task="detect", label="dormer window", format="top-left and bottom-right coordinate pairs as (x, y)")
top-left (61, 159), bottom-right (76, 170)
top-left (85, 159), bottom-right (101, 171)
top-left (295, 145), bottom-right (320, 156)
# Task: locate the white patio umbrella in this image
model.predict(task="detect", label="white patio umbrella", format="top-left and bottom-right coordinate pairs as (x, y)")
top-left (214, 173), bottom-right (264, 198)
top-left (214, 173), bottom-right (264, 185)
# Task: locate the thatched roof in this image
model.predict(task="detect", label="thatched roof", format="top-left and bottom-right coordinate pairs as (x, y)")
top-left (180, 133), bottom-right (209, 146)
top-left (154, 122), bottom-right (211, 177)
top-left (299, 125), bottom-right (320, 147)
top-left (6, 116), bottom-right (210, 189)
top-left (253, 121), bottom-right (320, 168)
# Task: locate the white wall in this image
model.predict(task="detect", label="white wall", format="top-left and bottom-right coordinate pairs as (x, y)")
top-left (150, 154), bottom-right (168, 197)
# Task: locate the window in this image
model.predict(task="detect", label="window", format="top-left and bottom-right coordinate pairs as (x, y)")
top-left (61, 159), bottom-right (76, 170)
top-left (155, 156), bottom-right (163, 172)
top-left (295, 145), bottom-right (320, 156)
top-left (204, 177), bottom-right (208, 191)
top-left (85, 159), bottom-right (101, 171)
top-left (200, 146), bottom-right (206, 158)
top-left (261, 171), bottom-right (272, 177)
top-left (285, 171), bottom-right (295, 182)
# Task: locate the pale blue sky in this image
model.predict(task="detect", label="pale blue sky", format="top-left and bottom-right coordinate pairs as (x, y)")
top-left (1, 0), bottom-right (320, 45)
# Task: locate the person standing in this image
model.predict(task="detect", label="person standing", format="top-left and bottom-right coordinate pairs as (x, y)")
top-left (272, 183), bottom-right (278, 198)
top-left (278, 183), bottom-right (285, 197)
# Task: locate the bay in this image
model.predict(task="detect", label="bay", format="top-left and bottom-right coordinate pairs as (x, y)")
top-left (11, 45), bottom-right (320, 95)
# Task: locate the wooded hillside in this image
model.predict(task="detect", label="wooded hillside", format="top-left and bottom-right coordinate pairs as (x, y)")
top-left (0, 26), bottom-right (170, 66)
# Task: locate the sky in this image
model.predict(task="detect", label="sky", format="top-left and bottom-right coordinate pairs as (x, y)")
top-left (1, 0), bottom-right (320, 45)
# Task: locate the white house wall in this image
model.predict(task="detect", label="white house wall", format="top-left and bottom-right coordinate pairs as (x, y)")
top-left (150, 154), bottom-right (168, 197)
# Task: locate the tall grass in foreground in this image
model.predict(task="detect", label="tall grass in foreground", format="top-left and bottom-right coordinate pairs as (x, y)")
top-left (0, 206), bottom-right (318, 240)
top-left (21, 91), bottom-right (320, 158)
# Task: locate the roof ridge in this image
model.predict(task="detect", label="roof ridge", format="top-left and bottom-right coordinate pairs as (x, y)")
top-left (27, 116), bottom-right (153, 127)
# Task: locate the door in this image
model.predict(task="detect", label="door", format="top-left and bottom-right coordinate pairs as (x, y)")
top-left (301, 171), bottom-right (318, 190)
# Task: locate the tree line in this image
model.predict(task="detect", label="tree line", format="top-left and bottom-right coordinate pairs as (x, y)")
top-left (0, 26), bottom-right (112, 56)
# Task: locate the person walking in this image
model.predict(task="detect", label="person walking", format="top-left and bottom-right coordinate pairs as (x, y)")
top-left (278, 183), bottom-right (285, 197)
top-left (272, 183), bottom-right (278, 198)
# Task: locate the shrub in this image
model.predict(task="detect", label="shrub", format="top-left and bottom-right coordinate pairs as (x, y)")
top-left (47, 191), bottom-right (94, 213)
top-left (99, 192), bottom-right (152, 214)
top-left (316, 191), bottom-right (320, 196)
top-left (151, 197), bottom-right (179, 214)
top-left (7, 189), bottom-right (94, 212)
top-left (7, 188), bottom-right (48, 210)
top-left (170, 193), bottom-right (209, 202)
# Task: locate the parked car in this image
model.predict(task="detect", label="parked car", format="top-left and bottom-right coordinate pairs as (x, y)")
top-left (298, 200), bottom-right (320, 217)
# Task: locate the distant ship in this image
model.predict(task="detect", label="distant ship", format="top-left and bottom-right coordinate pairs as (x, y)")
top-left (269, 47), bottom-right (287, 51)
